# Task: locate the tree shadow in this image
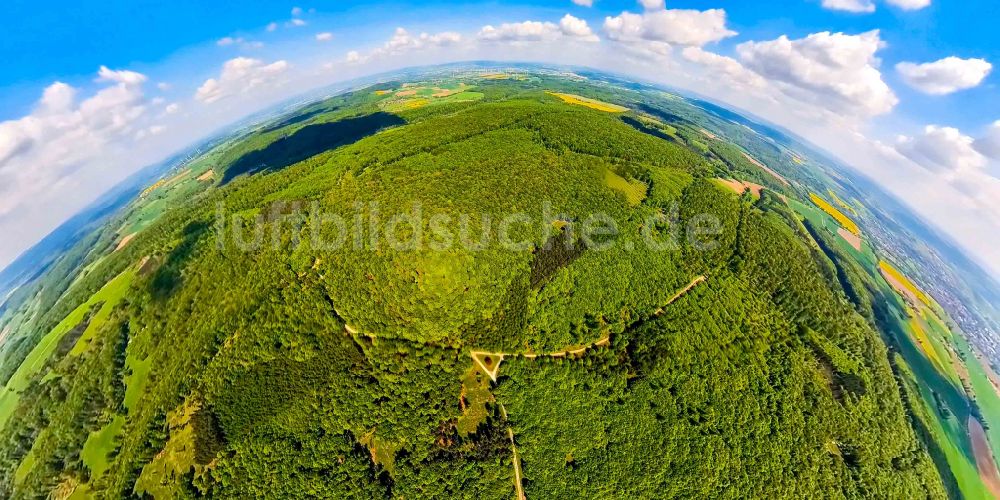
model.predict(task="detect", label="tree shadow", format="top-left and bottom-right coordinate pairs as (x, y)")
top-left (150, 221), bottom-right (210, 300)
top-left (221, 112), bottom-right (406, 184)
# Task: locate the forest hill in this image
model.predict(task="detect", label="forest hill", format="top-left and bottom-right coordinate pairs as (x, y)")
top-left (212, 199), bottom-right (725, 253)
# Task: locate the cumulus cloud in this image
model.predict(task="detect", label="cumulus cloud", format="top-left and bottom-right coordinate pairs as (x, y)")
top-left (821, 0), bottom-right (876, 13)
top-left (681, 47), bottom-right (767, 90)
top-left (376, 28), bottom-right (463, 55)
top-left (97, 66), bottom-right (147, 87)
top-left (164, 103), bottom-right (179, 114)
top-left (0, 66), bottom-right (150, 219)
top-left (571, 0), bottom-right (593, 6)
top-left (316, 32), bottom-right (334, 42)
top-left (559, 15), bottom-right (600, 41)
top-left (896, 57), bottom-right (992, 95)
top-left (603, 8), bottom-right (736, 48)
top-left (479, 16), bottom-right (599, 43)
top-left (891, 125), bottom-right (999, 255)
top-left (478, 21), bottom-right (559, 42)
top-left (896, 125), bottom-right (987, 174)
top-left (338, 28), bottom-right (465, 66)
top-left (291, 6), bottom-right (303, 17)
top-left (195, 57), bottom-right (290, 104)
top-left (288, 18), bottom-right (307, 27)
top-left (345, 50), bottom-right (367, 64)
top-left (736, 30), bottom-right (897, 118)
top-left (638, 0), bottom-right (665, 9)
top-left (973, 121), bottom-right (1000, 160)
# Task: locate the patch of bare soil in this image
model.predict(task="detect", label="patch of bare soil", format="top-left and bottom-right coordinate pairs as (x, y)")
top-left (115, 232), bottom-right (137, 252)
top-left (837, 227), bottom-right (862, 251)
top-left (969, 416), bottom-right (1000, 499)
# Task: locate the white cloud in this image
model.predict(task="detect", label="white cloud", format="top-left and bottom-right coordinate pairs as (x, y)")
top-left (37, 82), bottom-right (76, 114)
top-left (376, 28), bottom-right (463, 55)
top-left (0, 66), bottom-right (150, 221)
top-left (885, 0), bottom-right (931, 10)
top-left (890, 125), bottom-right (999, 261)
top-left (681, 47), bottom-right (767, 90)
top-left (271, 8), bottom-right (308, 31)
top-left (97, 66), bottom-right (147, 87)
top-left (821, 0), bottom-right (930, 12)
top-left (603, 8), bottom-right (736, 47)
top-left (477, 15), bottom-right (600, 42)
top-left (477, 15), bottom-right (601, 43)
top-left (217, 36), bottom-right (242, 46)
top-left (316, 32), bottom-right (334, 42)
top-left (156, 82), bottom-right (172, 91)
top-left (341, 28), bottom-right (464, 66)
top-left (559, 14), bottom-right (599, 41)
top-left (136, 124), bottom-right (166, 140)
top-left (345, 50), bottom-right (367, 64)
top-left (821, 0), bottom-right (876, 13)
top-left (195, 57), bottom-right (290, 104)
top-left (896, 57), bottom-right (992, 95)
top-left (164, 103), bottom-right (179, 114)
top-left (479, 21), bottom-right (563, 42)
top-left (571, 0), bottom-right (593, 6)
top-left (972, 121), bottom-right (1000, 159)
top-left (0, 122), bottom-right (32, 166)
top-left (638, 0), bottom-right (665, 10)
top-left (896, 125), bottom-right (987, 174)
top-left (736, 30), bottom-right (897, 118)
top-left (217, 37), bottom-right (263, 50)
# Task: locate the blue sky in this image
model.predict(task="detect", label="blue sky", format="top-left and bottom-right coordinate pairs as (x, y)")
top-left (1, 0), bottom-right (998, 276)
top-left (2, 0), bottom-right (997, 128)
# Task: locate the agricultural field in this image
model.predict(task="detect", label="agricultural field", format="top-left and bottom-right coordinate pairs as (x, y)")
top-left (377, 83), bottom-right (484, 112)
top-left (859, 245), bottom-right (1000, 498)
top-left (715, 178), bottom-right (763, 198)
top-left (0, 267), bottom-right (135, 431)
top-left (810, 192), bottom-right (861, 236)
top-left (546, 92), bottom-right (628, 112)
top-left (0, 67), bottom-right (995, 499)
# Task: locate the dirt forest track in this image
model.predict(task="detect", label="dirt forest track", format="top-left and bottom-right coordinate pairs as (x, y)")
top-left (471, 275), bottom-right (707, 382)
top-left (469, 275), bottom-right (708, 499)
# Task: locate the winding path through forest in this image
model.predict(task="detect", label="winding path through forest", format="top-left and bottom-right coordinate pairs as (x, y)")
top-left (471, 275), bottom-right (707, 383)
top-left (469, 275), bottom-right (707, 499)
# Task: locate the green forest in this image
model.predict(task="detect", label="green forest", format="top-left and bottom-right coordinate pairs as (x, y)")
top-left (0, 70), bottom-right (976, 498)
